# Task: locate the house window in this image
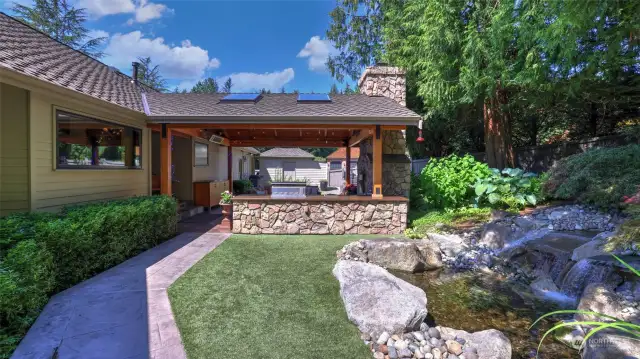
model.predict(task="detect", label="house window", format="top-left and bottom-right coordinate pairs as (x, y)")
top-left (330, 161), bottom-right (342, 170)
top-left (56, 110), bottom-right (141, 169)
top-left (194, 142), bottom-right (209, 166)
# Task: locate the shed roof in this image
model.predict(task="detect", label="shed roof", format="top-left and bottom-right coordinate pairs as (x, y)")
top-left (259, 148), bottom-right (315, 158)
top-left (327, 147), bottom-right (360, 160)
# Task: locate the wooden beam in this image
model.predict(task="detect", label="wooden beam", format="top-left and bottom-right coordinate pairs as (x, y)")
top-left (230, 140), bottom-right (346, 147)
top-left (372, 125), bottom-right (383, 198)
top-left (160, 124), bottom-right (172, 196)
top-left (381, 125), bottom-right (407, 130)
top-left (227, 145), bottom-right (233, 196)
top-left (348, 127), bottom-right (373, 147)
top-left (345, 146), bottom-right (351, 186)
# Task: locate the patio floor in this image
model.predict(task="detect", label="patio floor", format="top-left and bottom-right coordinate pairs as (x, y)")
top-left (11, 211), bottom-right (229, 359)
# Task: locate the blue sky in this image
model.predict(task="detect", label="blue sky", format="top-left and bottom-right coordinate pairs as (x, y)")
top-left (2, 0), bottom-right (356, 92)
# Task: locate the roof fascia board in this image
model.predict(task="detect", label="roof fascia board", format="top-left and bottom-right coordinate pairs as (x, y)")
top-left (147, 116), bottom-right (419, 126)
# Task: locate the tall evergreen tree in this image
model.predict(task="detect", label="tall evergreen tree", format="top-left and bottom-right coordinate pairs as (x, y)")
top-left (12, 0), bottom-right (106, 58)
top-left (136, 57), bottom-right (167, 92)
top-left (222, 78), bottom-right (233, 93)
top-left (191, 78), bottom-right (219, 93)
top-left (329, 83), bottom-right (340, 94)
top-left (326, 0), bottom-right (385, 82)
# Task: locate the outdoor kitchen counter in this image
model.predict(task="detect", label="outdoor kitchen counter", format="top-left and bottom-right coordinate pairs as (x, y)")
top-left (232, 195), bottom-right (409, 202)
top-left (232, 195), bottom-right (408, 235)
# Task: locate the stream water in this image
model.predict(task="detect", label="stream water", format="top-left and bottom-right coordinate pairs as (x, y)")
top-left (393, 269), bottom-right (581, 359)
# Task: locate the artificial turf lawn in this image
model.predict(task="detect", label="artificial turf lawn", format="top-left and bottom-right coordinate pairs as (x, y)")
top-left (168, 235), bottom-right (373, 359)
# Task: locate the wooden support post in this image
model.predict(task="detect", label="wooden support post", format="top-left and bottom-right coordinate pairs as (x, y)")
top-left (227, 145), bottom-right (233, 193)
top-left (345, 146), bottom-right (351, 186)
top-left (372, 125), bottom-right (383, 198)
top-left (160, 124), bottom-right (172, 196)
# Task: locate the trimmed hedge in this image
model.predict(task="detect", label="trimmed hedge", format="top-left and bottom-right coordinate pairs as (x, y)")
top-left (0, 195), bottom-right (177, 358)
top-left (544, 144), bottom-right (640, 207)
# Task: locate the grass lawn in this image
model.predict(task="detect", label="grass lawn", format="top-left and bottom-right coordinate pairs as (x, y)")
top-left (168, 235), bottom-right (373, 359)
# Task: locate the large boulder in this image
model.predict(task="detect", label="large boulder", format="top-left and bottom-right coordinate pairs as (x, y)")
top-left (581, 333), bottom-right (640, 359)
top-left (438, 327), bottom-right (512, 359)
top-left (365, 239), bottom-right (428, 272)
top-left (426, 233), bottom-right (469, 257)
top-left (337, 239), bottom-right (443, 272)
top-left (332, 260), bottom-right (428, 336)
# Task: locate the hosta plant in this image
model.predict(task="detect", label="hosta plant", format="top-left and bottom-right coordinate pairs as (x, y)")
top-left (474, 168), bottom-right (540, 210)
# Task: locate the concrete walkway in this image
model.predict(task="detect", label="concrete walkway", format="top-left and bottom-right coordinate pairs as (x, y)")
top-left (11, 218), bottom-right (229, 359)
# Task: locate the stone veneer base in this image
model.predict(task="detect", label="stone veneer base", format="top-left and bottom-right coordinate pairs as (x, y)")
top-left (233, 197), bottom-right (408, 235)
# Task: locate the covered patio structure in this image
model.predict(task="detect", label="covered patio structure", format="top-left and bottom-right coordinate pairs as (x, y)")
top-left (146, 66), bottom-right (420, 234)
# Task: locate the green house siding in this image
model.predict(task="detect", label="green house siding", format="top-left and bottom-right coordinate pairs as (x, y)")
top-left (0, 82), bottom-right (30, 215)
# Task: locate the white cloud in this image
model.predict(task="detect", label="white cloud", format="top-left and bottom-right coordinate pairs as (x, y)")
top-left (103, 31), bottom-right (220, 80)
top-left (78, 0), bottom-right (170, 23)
top-left (297, 36), bottom-right (337, 72)
top-left (218, 69), bottom-right (295, 92)
top-left (3, 0), bottom-right (33, 9)
top-left (77, 0), bottom-right (135, 17)
top-left (87, 29), bottom-right (109, 40)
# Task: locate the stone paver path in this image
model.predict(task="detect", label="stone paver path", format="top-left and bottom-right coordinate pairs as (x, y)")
top-left (11, 230), bottom-right (229, 359)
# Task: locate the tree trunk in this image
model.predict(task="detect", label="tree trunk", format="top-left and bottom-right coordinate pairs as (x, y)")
top-left (483, 87), bottom-right (515, 169)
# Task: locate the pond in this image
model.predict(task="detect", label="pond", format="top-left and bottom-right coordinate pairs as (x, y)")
top-left (392, 269), bottom-right (580, 359)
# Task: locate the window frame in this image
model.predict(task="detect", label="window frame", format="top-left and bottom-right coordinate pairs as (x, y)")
top-left (194, 141), bottom-right (209, 167)
top-left (55, 109), bottom-right (143, 170)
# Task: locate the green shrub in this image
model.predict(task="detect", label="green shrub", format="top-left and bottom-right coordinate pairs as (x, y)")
top-left (0, 195), bottom-right (177, 358)
top-left (474, 168), bottom-right (541, 210)
top-left (419, 154), bottom-right (491, 210)
top-left (233, 179), bottom-right (253, 194)
top-left (544, 144), bottom-right (640, 207)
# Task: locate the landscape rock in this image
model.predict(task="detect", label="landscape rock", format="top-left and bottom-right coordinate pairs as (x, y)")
top-left (581, 333), bottom-right (640, 359)
top-left (365, 239), bottom-right (428, 272)
top-left (480, 223), bottom-right (512, 250)
top-left (571, 239), bottom-right (608, 262)
top-left (438, 327), bottom-right (512, 359)
top-left (576, 284), bottom-right (638, 324)
top-left (426, 233), bottom-right (469, 257)
top-left (338, 239), bottom-right (443, 272)
top-left (333, 260), bottom-right (428, 336)
top-left (530, 276), bottom-right (575, 307)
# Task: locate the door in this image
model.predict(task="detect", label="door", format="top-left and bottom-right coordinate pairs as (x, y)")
top-left (283, 161), bottom-right (296, 181)
top-left (329, 160), bottom-right (343, 188)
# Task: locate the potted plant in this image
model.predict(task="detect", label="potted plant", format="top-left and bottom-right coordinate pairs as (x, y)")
top-left (220, 190), bottom-right (233, 229)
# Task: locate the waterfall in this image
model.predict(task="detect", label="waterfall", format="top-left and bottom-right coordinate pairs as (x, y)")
top-left (557, 259), bottom-right (616, 298)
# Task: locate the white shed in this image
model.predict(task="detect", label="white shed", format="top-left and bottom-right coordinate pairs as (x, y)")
top-left (259, 148), bottom-right (327, 186)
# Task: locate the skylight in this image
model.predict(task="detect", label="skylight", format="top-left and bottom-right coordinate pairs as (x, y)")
top-left (221, 93), bottom-right (262, 102)
top-left (297, 93), bottom-right (331, 102)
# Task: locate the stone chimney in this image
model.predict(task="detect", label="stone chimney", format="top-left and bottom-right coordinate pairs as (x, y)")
top-left (357, 64), bottom-right (406, 107)
top-left (356, 64), bottom-right (411, 197)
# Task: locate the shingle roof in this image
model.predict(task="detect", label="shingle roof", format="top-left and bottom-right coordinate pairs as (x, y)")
top-left (259, 148), bottom-right (315, 158)
top-left (144, 92), bottom-right (420, 123)
top-left (327, 147), bottom-right (360, 160)
top-left (0, 12), bottom-right (148, 112)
